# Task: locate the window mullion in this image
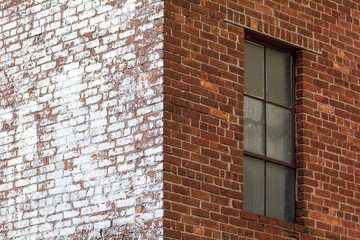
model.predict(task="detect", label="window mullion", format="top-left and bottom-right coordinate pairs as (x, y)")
top-left (263, 46), bottom-right (267, 217)
top-left (244, 151), bottom-right (296, 169)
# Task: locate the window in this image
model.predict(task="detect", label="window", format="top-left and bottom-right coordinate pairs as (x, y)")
top-left (243, 40), bottom-right (295, 222)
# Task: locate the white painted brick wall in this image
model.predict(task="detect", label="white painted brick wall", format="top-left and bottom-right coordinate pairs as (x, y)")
top-left (0, 0), bottom-right (164, 239)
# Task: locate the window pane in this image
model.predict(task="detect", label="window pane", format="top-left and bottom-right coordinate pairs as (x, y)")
top-left (266, 48), bottom-right (292, 107)
top-left (266, 163), bottom-right (295, 222)
top-left (244, 156), bottom-right (264, 215)
top-left (244, 42), bottom-right (264, 98)
top-left (244, 96), bottom-right (265, 155)
top-left (266, 104), bottom-right (293, 163)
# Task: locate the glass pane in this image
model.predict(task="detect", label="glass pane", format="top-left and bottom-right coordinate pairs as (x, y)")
top-left (266, 163), bottom-right (295, 222)
top-left (266, 48), bottom-right (292, 107)
top-left (244, 96), bottom-right (265, 155)
top-left (266, 104), bottom-right (293, 163)
top-left (244, 156), bottom-right (264, 215)
top-left (244, 42), bottom-right (264, 98)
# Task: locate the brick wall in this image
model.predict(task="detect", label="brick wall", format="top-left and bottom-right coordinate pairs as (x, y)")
top-left (0, 0), bottom-right (163, 239)
top-left (1, 0), bottom-right (359, 239)
top-left (163, 0), bottom-right (360, 239)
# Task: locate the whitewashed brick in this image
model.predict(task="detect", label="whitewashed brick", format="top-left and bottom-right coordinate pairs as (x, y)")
top-left (0, 0), bottom-right (164, 239)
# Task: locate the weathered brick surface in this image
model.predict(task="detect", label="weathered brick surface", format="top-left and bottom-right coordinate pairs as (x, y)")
top-left (1, 0), bottom-right (360, 239)
top-left (163, 0), bottom-right (360, 239)
top-left (0, 0), bottom-right (163, 239)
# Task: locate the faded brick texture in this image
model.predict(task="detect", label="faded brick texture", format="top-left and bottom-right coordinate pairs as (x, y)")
top-left (163, 0), bottom-right (360, 240)
top-left (1, 0), bottom-right (360, 240)
top-left (0, 0), bottom-right (163, 239)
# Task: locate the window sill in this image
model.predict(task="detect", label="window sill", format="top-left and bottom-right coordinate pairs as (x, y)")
top-left (239, 211), bottom-right (308, 234)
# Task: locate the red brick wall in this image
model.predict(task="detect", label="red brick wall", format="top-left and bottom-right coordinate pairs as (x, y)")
top-left (163, 0), bottom-right (360, 239)
top-left (1, 0), bottom-right (359, 238)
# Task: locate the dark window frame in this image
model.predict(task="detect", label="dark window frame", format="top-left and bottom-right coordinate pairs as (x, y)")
top-left (243, 36), bottom-right (297, 222)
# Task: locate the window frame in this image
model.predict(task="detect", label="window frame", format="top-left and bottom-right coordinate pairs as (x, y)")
top-left (243, 37), bottom-right (297, 222)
